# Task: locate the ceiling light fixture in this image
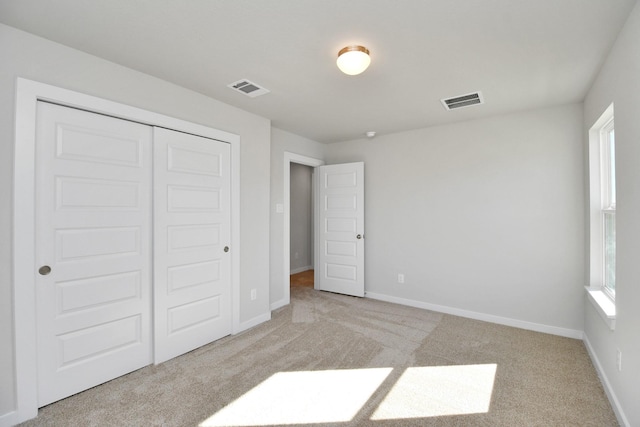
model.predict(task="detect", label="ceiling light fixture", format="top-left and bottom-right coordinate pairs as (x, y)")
top-left (337, 45), bottom-right (371, 75)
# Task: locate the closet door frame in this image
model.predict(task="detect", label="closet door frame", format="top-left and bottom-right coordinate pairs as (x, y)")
top-left (12, 78), bottom-right (241, 423)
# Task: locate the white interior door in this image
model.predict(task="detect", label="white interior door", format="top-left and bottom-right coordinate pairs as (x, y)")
top-left (316, 162), bottom-right (365, 297)
top-left (35, 102), bottom-right (153, 406)
top-left (153, 128), bottom-right (232, 364)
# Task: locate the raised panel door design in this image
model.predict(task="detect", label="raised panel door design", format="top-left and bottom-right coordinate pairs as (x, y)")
top-left (168, 185), bottom-right (221, 212)
top-left (168, 296), bottom-right (221, 334)
top-left (168, 145), bottom-right (222, 176)
top-left (57, 315), bottom-right (142, 367)
top-left (56, 271), bottom-right (141, 314)
top-left (56, 177), bottom-right (140, 210)
top-left (317, 162), bottom-right (365, 297)
top-left (326, 218), bottom-right (357, 233)
top-left (326, 240), bottom-right (357, 257)
top-left (326, 263), bottom-right (357, 281)
top-left (154, 127), bottom-right (231, 364)
top-left (56, 123), bottom-right (142, 167)
top-left (325, 194), bottom-right (357, 211)
top-left (326, 171), bottom-right (357, 188)
top-left (167, 224), bottom-right (220, 252)
top-left (56, 227), bottom-right (140, 261)
top-left (35, 102), bottom-right (152, 406)
top-left (168, 261), bottom-right (221, 293)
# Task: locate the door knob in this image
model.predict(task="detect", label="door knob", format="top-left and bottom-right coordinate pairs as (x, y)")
top-left (356, 234), bottom-right (362, 240)
top-left (38, 265), bottom-right (52, 276)
top-left (224, 246), bottom-right (230, 253)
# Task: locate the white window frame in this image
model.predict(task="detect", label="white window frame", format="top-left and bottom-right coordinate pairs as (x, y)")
top-left (586, 103), bottom-right (616, 329)
top-left (600, 118), bottom-right (615, 299)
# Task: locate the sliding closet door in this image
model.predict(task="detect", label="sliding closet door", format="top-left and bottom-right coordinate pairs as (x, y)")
top-left (32, 100), bottom-right (234, 410)
top-left (153, 128), bottom-right (232, 364)
top-left (35, 102), bottom-right (153, 406)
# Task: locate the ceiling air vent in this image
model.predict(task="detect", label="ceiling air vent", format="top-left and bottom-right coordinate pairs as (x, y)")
top-left (227, 79), bottom-right (270, 98)
top-left (441, 91), bottom-right (484, 110)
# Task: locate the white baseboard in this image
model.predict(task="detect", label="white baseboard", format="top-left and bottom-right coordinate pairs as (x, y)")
top-left (235, 312), bottom-right (271, 334)
top-left (583, 334), bottom-right (630, 427)
top-left (0, 410), bottom-right (18, 427)
top-left (365, 291), bottom-right (584, 339)
top-left (270, 297), bottom-right (288, 312)
top-left (290, 265), bottom-right (312, 275)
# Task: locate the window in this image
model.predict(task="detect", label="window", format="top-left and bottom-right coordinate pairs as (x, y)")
top-left (601, 119), bottom-right (615, 297)
top-left (589, 104), bottom-right (616, 301)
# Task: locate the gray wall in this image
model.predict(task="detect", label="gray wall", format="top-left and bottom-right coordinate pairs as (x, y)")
top-left (0, 24), bottom-right (271, 418)
top-left (269, 128), bottom-right (325, 308)
top-left (290, 163), bottom-right (313, 273)
top-left (325, 104), bottom-right (585, 333)
top-left (583, 2), bottom-right (640, 425)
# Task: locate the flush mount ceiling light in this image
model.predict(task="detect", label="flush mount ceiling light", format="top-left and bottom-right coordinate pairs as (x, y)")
top-left (337, 45), bottom-right (371, 75)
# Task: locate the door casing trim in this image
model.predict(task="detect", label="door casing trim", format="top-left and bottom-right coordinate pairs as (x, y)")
top-left (273, 152), bottom-right (323, 311)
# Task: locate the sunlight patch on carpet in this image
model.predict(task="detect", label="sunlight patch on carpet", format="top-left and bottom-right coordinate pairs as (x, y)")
top-left (371, 364), bottom-right (497, 419)
top-left (200, 368), bottom-right (392, 426)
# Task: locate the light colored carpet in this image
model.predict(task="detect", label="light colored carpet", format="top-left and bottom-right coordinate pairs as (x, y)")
top-left (21, 287), bottom-right (618, 426)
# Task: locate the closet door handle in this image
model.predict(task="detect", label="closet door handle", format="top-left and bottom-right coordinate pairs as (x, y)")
top-left (38, 265), bottom-right (52, 276)
top-left (224, 246), bottom-right (230, 253)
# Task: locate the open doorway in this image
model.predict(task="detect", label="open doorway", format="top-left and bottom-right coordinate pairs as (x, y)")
top-left (283, 152), bottom-right (324, 304)
top-left (290, 163), bottom-right (314, 288)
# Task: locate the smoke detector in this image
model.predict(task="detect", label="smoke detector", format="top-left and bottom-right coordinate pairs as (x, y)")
top-left (441, 91), bottom-right (484, 110)
top-left (227, 79), bottom-right (270, 98)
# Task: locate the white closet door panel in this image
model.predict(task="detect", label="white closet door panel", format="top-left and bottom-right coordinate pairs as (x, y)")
top-left (154, 127), bottom-right (231, 364)
top-left (35, 102), bottom-right (153, 406)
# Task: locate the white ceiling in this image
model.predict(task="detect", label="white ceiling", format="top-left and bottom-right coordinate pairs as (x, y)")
top-left (0, 0), bottom-right (636, 143)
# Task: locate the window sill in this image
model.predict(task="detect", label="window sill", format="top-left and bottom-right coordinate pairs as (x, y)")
top-left (585, 286), bottom-right (616, 330)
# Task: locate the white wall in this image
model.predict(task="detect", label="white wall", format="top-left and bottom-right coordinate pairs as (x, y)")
top-left (269, 128), bottom-right (325, 308)
top-left (0, 24), bottom-right (271, 421)
top-left (583, 2), bottom-right (640, 425)
top-left (325, 104), bottom-right (585, 335)
top-left (290, 163), bottom-right (313, 273)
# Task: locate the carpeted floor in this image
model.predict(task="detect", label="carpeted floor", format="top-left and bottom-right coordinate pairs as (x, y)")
top-left (21, 287), bottom-right (618, 426)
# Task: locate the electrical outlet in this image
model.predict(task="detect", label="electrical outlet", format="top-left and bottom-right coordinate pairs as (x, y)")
top-left (616, 348), bottom-right (622, 371)
top-left (397, 273), bottom-right (405, 284)
top-left (251, 289), bottom-right (257, 301)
